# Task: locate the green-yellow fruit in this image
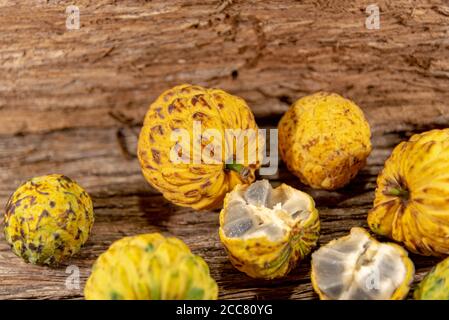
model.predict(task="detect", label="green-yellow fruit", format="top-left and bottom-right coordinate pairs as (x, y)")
top-left (278, 92), bottom-right (372, 190)
top-left (414, 257), bottom-right (449, 300)
top-left (3, 174), bottom-right (94, 265)
top-left (84, 233), bottom-right (218, 300)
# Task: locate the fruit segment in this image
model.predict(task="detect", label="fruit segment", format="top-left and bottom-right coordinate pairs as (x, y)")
top-left (219, 180), bottom-right (320, 279)
top-left (311, 227), bottom-right (414, 300)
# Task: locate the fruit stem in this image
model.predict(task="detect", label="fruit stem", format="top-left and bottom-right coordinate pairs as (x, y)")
top-left (226, 163), bottom-right (250, 180)
top-left (388, 187), bottom-right (409, 200)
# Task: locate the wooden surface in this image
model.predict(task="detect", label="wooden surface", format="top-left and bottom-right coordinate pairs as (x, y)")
top-left (0, 0), bottom-right (448, 299)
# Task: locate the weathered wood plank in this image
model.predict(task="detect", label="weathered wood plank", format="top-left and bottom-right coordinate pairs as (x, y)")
top-left (0, 0), bottom-right (448, 135)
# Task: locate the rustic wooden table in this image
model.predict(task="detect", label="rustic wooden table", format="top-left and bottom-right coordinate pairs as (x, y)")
top-left (0, 0), bottom-right (448, 299)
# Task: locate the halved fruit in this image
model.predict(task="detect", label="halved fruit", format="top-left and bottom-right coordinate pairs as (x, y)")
top-left (311, 227), bottom-right (414, 300)
top-left (219, 180), bottom-right (320, 279)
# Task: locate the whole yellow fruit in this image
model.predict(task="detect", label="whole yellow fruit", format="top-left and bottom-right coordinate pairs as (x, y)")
top-left (3, 174), bottom-right (94, 265)
top-left (278, 92), bottom-right (371, 190)
top-left (311, 227), bottom-right (414, 300)
top-left (138, 84), bottom-right (261, 210)
top-left (219, 180), bottom-right (320, 279)
top-left (368, 129), bottom-right (449, 256)
top-left (84, 233), bottom-right (218, 300)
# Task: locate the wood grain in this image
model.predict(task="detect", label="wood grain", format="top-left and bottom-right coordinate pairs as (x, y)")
top-left (0, 0), bottom-right (448, 299)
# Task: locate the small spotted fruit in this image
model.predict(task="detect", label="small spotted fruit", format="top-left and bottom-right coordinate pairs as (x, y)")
top-left (3, 174), bottom-right (94, 265)
top-left (278, 92), bottom-right (372, 190)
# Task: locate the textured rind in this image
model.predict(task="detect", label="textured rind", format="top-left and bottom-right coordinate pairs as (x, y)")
top-left (278, 92), bottom-right (372, 190)
top-left (219, 183), bottom-right (320, 279)
top-left (368, 129), bottom-right (449, 256)
top-left (310, 227), bottom-right (414, 300)
top-left (414, 257), bottom-right (449, 300)
top-left (137, 84), bottom-right (261, 210)
top-left (3, 174), bottom-right (94, 265)
top-left (84, 233), bottom-right (218, 300)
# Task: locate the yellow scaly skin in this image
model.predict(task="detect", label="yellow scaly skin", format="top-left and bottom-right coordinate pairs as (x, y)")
top-left (138, 84), bottom-right (261, 210)
top-left (84, 233), bottom-right (218, 300)
top-left (278, 92), bottom-right (371, 190)
top-left (414, 257), bottom-right (449, 300)
top-left (368, 129), bottom-right (449, 256)
top-left (219, 184), bottom-right (320, 279)
top-left (3, 174), bottom-right (94, 265)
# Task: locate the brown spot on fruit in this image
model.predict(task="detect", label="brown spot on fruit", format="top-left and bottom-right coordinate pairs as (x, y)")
top-left (191, 96), bottom-right (200, 105)
top-left (193, 112), bottom-right (208, 120)
top-left (180, 87), bottom-right (190, 94)
top-left (60, 175), bottom-right (73, 184)
top-left (303, 138), bottom-right (319, 150)
top-left (151, 149), bottom-right (161, 164)
top-left (184, 190), bottom-right (199, 197)
top-left (151, 125), bottom-right (164, 135)
top-left (201, 180), bottom-right (212, 188)
top-left (154, 107), bottom-right (164, 119)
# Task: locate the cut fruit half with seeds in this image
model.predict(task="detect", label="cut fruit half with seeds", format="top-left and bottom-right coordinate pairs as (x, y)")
top-left (219, 180), bottom-right (320, 279)
top-left (311, 227), bottom-right (414, 300)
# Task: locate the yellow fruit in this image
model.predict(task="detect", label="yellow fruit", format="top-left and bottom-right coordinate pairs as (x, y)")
top-left (3, 174), bottom-right (94, 265)
top-left (138, 84), bottom-right (262, 210)
top-left (219, 180), bottom-right (320, 279)
top-left (278, 92), bottom-right (371, 190)
top-left (368, 129), bottom-right (449, 256)
top-left (414, 257), bottom-right (449, 300)
top-left (311, 227), bottom-right (414, 300)
top-left (84, 233), bottom-right (218, 300)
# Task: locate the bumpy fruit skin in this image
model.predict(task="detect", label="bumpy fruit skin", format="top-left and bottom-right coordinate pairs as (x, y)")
top-left (278, 92), bottom-right (371, 190)
top-left (414, 257), bottom-right (449, 300)
top-left (3, 174), bottom-right (94, 265)
top-left (219, 184), bottom-right (320, 279)
top-left (84, 233), bottom-right (218, 300)
top-left (138, 84), bottom-right (261, 210)
top-left (368, 129), bottom-right (449, 256)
